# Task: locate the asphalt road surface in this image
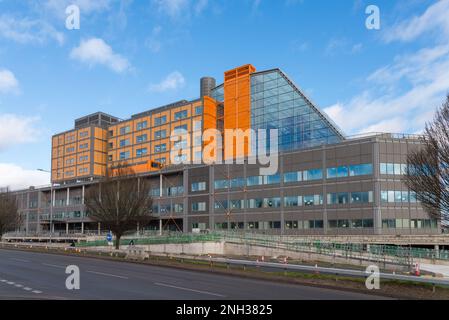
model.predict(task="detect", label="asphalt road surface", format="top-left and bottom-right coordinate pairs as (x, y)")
top-left (0, 249), bottom-right (388, 300)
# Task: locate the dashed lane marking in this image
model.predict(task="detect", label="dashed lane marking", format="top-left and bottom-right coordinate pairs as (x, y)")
top-left (0, 279), bottom-right (43, 294)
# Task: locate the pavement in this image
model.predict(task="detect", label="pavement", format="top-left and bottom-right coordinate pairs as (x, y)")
top-left (420, 263), bottom-right (449, 278)
top-left (0, 248), bottom-right (389, 300)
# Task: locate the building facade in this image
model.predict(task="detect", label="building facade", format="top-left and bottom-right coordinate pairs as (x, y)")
top-left (13, 64), bottom-right (440, 235)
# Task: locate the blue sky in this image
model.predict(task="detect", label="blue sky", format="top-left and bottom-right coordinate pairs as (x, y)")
top-left (0, 0), bottom-right (448, 189)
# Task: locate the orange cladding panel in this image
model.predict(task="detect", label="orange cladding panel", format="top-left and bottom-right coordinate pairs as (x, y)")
top-left (223, 64), bottom-right (255, 160)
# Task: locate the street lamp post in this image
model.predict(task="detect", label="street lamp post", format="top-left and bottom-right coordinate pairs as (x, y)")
top-left (38, 169), bottom-right (53, 243)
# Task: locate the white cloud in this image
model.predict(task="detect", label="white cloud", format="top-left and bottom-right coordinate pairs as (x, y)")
top-left (0, 69), bottom-right (19, 94)
top-left (0, 114), bottom-right (40, 151)
top-left (0, 14), bottom-right (64, 45)
top-left (324, 44), bottom-right (449, 135)
top-left (383, 0), bottom-right (449, 43)
top-left (0, 163), bottom-right (50, 190)
top-left (70, 38), bottom-right (131, 73)
top-left (148, 71), bottom-right (185, 92)
top-left (324, 2), bottom-right (449, 136)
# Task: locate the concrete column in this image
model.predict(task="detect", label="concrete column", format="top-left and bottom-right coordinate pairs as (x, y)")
top-left (66, 223), bottom-right (69, 234)
top-left (373, 142), bottom-right (382, 235)
top-left (81, 222), bottom-right (84, 234)
top-left (66, 187), bottom-right (70, 206)
top-left (208, 165), bottom-right (215, 231)
top-left (37, 191), bottom-right (41, 234)
top-left (279, 155), bottom-right (285, 236)
top-left (25, 212), bottom-right (29, 236)
top-left (159, 219), bottom-right (162, 235)
top-left (322, 145), bottom-right (328, 235)
top-left (97, 222), bottom-right (101, 235)
top-left (183, 168), bottom-right (189, 233)
top-left (81, 185), bottom-right (85, 204)
top-left (26, 192), bottom-right (30, 235)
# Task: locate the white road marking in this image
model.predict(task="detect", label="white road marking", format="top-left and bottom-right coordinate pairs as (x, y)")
top-left (42, 263), bottom-right (65, 269)
top-left (0, 279), bottom-right (42, 294)
top-left (154, 282), bottom-right (226, 297)
top-left (10, 258), bottom-right (30, 263)
top-left (87, 270), bottom-right (129, 279)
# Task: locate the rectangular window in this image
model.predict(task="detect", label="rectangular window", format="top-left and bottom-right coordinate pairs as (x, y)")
top-left (247, 176), bottom-right (262, 186)
top-left (119, 151), bottom-right (130, 160)
top-left (154, 130), bottom-right (166, 139)
top-left (230, 200), bottom-right (244, 209)
top-left (119, 139), bottom-right (130, 147)
top-left (155, 144), bottom-right (166, 153)
top-left (284, 171), bottom-right (302, 183)
top-left (155, 157), bottom-right (166, 164)
top-left (263, 174), bottom-right (280, 185)
top-left (304, 195), bottom-right (322, 206)
top-left (214, 179), bottom-right (228, 190)
top-left (174, 110), bottom-right (188, 120)
top-left (79, 131), bottom-right (88, 138)
top-left (154, 115), bottom-right (167, 126)
top-left (191, 181), bottom-right (206, 192)
top-left (337, 166), bottom-right (349, 178)
top-left (191, 202), bottom-right (206, 212)
top-left (394, 163), bottom-right (402, 175)
top-left (79, 143), bottom-right (88, 149)
top-left (284, 196), bottom-right (302, 207)
top-left (247, 198), bottom-right (263, 209)
top-left (214, 200), bottom-right (227, 210)
top-left (263, 197), bottom-right (281, 208)
top-left (350, 191), bottom-right (373, 203)
top-left (136, 134), bottom-right (147, 143)
top-left (174, 124), bottom-right (188, 134)
top-left (136, 121), bottom-right (147, 130)
top-left (136, 148), bottom-right (147, 157)
top-left (230, 177), bottom-right (245, 189)
top-left (380, 163), bottom-right (387, 175)
top-left (349, 163), bottom-right (373, 176)
top-left (303, 169), bottom-right (322, 181)
top-left (386, 163), bottom-right (395, 175)
top-left (195, 106), bottom-right (203, 115)
top-left (119, 126), bottom-right (131, 135)
top-left (381, 191), bottom-right (388, 203)
top-left (327, 167), bottom-right (338, 179)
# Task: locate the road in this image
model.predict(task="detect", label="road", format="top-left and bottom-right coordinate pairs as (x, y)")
top-left (0, 249), bottom-right (388, 300)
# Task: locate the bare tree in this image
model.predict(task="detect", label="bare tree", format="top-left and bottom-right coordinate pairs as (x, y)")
top-left (403, 95), bottom-right (449, 224)
top-left (0, 188), bottom-right (21, 241)
top-left (84, 166), bottom-right (154, 249)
